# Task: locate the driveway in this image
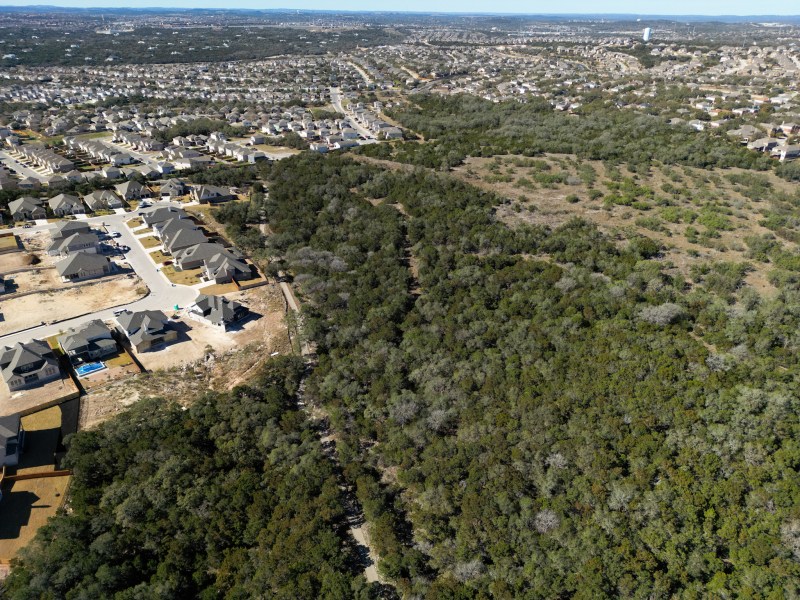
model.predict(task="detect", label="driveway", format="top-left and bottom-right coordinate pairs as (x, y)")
top-left (0, 150), bottom-right (49, 182)
top-left (0, 200), bottom-right (199, 348)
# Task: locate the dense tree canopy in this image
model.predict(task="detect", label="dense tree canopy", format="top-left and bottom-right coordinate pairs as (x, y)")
top-left (3, 358), bottom-right (378, 600)
top-left (247, 152), bottom-right (800, 597)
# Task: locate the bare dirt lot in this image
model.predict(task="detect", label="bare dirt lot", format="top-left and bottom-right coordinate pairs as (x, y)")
top-left (0, 275), bottom-right (147, 336)
top-left (0, 252), bottom-right (38, 273)
top-left (3, 267), bottom-right (60, 295)
top-left (14, 232), bottom-right (58, 267)
top-left (79, 283), bottom-right (293, 429)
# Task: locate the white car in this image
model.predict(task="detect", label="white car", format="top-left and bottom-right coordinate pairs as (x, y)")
top-left (108, 230), bottom-right (121, 238)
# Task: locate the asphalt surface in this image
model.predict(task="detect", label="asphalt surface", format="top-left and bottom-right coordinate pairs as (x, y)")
top-left (0, 150), bottom-right (49, 182)
top-left (0, 200), bottom-right (199, 348)
top-left (329, 87), bottom-right (376, 141)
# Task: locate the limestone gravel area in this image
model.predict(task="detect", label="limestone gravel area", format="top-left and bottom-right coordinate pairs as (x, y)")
top-left (0, 274), bottom-right (147, 336)
top-left (78, 283), bottom-right (293, 429)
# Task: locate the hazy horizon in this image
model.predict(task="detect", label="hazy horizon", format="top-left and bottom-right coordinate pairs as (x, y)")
top-left (1, 1), bottom-right (798, 17)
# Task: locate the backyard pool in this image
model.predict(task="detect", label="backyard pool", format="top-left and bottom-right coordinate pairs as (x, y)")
top-left (75, 362), bottom-right (106, 377)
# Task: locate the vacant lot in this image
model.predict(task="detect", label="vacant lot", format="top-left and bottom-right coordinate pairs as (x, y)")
top-left (0, 275), bottom-right (146, 335)
top-left (0, 252), bottom-right (35, 273)
top-left (3, 267), bottom-right (60, 295)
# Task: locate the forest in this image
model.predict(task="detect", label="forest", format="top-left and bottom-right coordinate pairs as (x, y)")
top-left (7, 98), bottom-right (800, 598)
top-left (360, 94), bottom-right (773, 175)
top-left (2, 26), bottom-right (401, 67)
top-left (2, 358), bottom-right (381, 599)
top-left (243, 152), bottom-right (800, 597)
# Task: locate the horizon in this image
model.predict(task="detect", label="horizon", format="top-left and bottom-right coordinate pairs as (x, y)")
top-left (1, 2), bottom-right (799, 18)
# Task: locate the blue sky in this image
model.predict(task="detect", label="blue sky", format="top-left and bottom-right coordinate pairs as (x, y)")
top-left (2, 0), bottom-right (798, 15)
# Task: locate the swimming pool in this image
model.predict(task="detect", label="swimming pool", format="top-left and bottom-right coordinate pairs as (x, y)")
top-left (75, 362), bottom-right (106, 377)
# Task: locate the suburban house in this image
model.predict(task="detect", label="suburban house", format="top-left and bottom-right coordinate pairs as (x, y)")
top-left (57, 320), bottom-right (118, 364)
top-left (115, 310), bottom-right (177, 352)
top-left (17, 177), bottom-right (41, 191)
top-left (47, 231), bottom-right (99, 257)
top-left (190, 185), bottom-right (234, 204)
top-left (47, 221), bottom-right (97, 256)
top-left (0, 340), bottom-right (62, 392)
top-left (8, 196), bottom-right (46, 221)
top-left (189, 294), bottom-right (249, 330)
top-left (84, 189), bottom-right (124, 211)
top-left (204, 252), bottom-right (253, 284)
top-left (140, 206), bottom-right (187, 228)
top-left (56, 252), bottom-right (112, 282)
top-left (50, 220), bottom-right (90, 238)
top-left (0, 414), bottom-right (22, 467)
top-left (172, 243), bottom-right (253, 284)
top-left (48, 193), bottom-right (85, 216)
top-left (772, 145), bottom-right (800, 162)
top-left (747, 138), bottom-right (782, 153)
top-left (173, 242), bottom-right (242, 270)
top-left (153, 217), bottom-right (198, 241)
top-left (162, 226), bottom-right (208, 254)
top-left (115, 180), bottom-right (149, 201)
top-left (159, 179), bottom-right (187, 199)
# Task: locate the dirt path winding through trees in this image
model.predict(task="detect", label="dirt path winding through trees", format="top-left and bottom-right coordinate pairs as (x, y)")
top-left (278, 280), bottom-right (387, 586)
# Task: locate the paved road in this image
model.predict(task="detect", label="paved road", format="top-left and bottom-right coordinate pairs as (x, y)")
top-left (0, 150), bottom-right (49, 182)
top-left (103, 138), bottom-right (164, 170)
top-left (346, 60), bottom-right (374, 86)
top-left (330, 87), bottom-right (375, 141)
top-left (0, 200), bottom-right (199, 347)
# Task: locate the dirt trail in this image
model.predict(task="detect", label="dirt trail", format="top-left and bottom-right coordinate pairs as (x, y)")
top-left (279, 281), bottom-right (387, 586)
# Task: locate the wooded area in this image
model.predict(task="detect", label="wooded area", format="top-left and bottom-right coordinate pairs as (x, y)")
top-left (8, 97), bottom-right (800, 598)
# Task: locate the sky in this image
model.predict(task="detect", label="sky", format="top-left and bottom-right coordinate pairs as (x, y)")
top-left (1, 0), bottom-right (798, 15)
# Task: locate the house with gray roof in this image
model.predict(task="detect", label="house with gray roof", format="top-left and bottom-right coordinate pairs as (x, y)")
top-left (173, 242), bottom-right (240, 271)
top-left (162, 226), bottom-right (208, 254)
top-left (189, 294), bottom-right (249, 330)
top-left (0, 414), bottom-right (22, 467)
top-left (48, 193), bottom-right (85, 216)
top-left (190, 185), bottom-right (234, 204)
top-left (57, 320), bottom-right (117, 364)
top-left (115, 310), bottom-right (177, 352)
top-left (8, 196), bottom-right (46, 221)
top-left (56, 252), bottom-right (112, 282)
top-left (159, 179), bottom-right (187, 199)
top-left (140, 206), bottom-right (187, 228)
top-left (47, 231), bottom-right (100, 257)
top-left (115, 180), bottom-right (149, 201)
top-left (0, 340), bottom-right (61, 392)
top-left (204, 252), bottom-right (253, 284)
top-left (50, 220), bottom-right (90, 238)
top-left (83, 189), bottom-right (124, 211)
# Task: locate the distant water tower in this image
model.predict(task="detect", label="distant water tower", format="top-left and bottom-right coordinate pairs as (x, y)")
top-left (643, 27), bottom-right (652, 42)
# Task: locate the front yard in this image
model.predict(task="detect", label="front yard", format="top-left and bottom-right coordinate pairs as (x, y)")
top-left (162, 265), bottom-right (204, 286)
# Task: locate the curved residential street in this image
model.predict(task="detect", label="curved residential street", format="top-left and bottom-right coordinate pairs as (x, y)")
top-left (0, 200), bottom-right (199, 348)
